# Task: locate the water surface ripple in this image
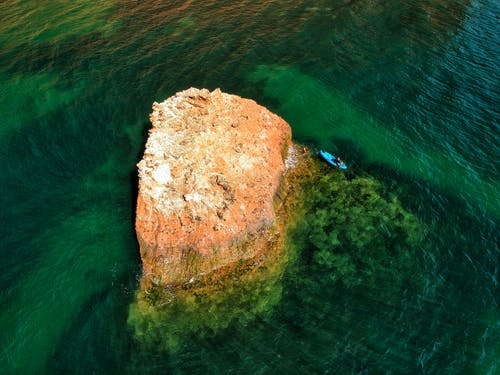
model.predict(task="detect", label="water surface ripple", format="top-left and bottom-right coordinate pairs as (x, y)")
top-left (0, 0), bottom-right (498, 374)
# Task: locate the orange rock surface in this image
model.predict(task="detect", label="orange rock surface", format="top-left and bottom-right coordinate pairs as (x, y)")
top-left (136, 88), bottom-right (295, 286)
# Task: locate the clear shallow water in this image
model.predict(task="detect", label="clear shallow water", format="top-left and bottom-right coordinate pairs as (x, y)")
top-left (0, 0), bottom-right (498, 373)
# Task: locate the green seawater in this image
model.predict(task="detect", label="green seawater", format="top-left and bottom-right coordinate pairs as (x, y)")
top-left (0, 0), bottom-right (498, 373)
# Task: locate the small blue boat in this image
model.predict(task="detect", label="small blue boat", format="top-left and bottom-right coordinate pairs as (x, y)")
top-left (319, 150), bottom-right (347, 170)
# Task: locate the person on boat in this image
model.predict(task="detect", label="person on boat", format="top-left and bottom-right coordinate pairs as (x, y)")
top-left (334, 156), bottom-right (343, 165)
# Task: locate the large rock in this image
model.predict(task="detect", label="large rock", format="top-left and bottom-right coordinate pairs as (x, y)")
top-left (136, 88), bottom-right (295, 286)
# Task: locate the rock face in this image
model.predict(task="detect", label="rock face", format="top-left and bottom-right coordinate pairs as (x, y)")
top-left (136, 88), bottom-right (294, 286)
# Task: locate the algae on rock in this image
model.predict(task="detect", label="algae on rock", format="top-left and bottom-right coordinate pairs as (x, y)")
top-left (290, 162), bottom-right (423, 291)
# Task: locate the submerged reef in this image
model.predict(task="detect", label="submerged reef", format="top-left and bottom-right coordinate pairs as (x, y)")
top-left (128, 246), bottom-right (288, 352)
top-left (290, 161), bottom-right (423, 294)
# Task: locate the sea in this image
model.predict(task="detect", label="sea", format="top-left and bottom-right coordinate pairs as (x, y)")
top-left (0, 1), bottom-right (498, 374)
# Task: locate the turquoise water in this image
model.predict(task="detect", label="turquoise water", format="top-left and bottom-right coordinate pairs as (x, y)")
top-left (0, 0), bottom-right (498, 373)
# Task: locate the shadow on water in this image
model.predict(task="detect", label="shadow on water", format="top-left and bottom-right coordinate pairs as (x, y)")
top-left (326, 136), bottom-right (368, 170)
top-left (46, 273), bottom-right (140, 375)
top-left (128, 121), bottom-right (151, 234)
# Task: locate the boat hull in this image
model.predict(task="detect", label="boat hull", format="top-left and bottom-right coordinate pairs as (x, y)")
top-left (319, 150), bottom-right (347, 170)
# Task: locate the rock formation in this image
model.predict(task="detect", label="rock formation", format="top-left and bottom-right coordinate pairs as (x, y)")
top-left (135, 88), bottom-right (298, 287)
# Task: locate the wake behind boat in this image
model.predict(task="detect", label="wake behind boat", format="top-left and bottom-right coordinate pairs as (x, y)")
top-left (319, 150), bottom-right (347, 170)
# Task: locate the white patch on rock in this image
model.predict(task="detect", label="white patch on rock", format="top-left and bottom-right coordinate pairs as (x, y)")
top-left (238, 153), bottom-right (256, 169)
top-left (285, 146), bottom-right (298, 169)
top-left (183, 192), bottom-right (203, 202)
top-left (152, 164), bottom-right (173, 184)
top-left (149, 185), bottom-right (165, 200)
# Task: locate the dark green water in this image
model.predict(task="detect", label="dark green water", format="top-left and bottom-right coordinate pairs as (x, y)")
top-left (0, 0), bottom-right (498, 373)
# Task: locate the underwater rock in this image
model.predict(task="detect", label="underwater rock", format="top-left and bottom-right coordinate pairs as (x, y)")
top-left (135, 88), bottom-right (296, 287)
